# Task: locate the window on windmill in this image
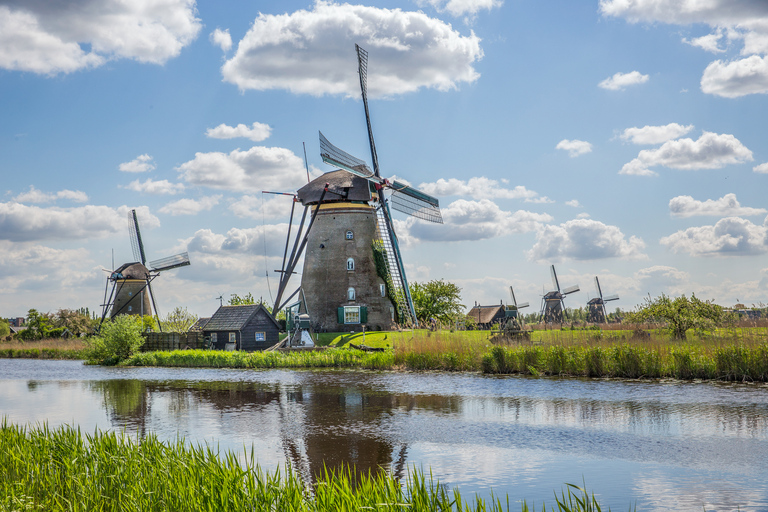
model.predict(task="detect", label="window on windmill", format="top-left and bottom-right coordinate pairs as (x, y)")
top-left (390, 306), bottom-right (395, 321)
top-left (347, 258), bottom-right (355, 271)
top-left (380, 283), bottom-right (386, 297)
top-left (344, 306), bottom-right (360, 324)
top-left (346, 230), bottom-right (354, 240)
top-left (347, 287), bottom-right (356, 301)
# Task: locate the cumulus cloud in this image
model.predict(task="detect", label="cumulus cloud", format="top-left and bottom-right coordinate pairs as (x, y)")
top-left (13, 186), bottom-right (88, 204)
top-left (119, 154), bottom-right (155, 173)
top-left (565, 200), bottom-right (581, 207)
top-left (417, 177), bottom-right (549, 202)
top-left (221, 1), bottom-right (482, 97)
top-left (419, 0), bottom-right (503, 18)
top-left (229, 194), bottom-right (295, 220)
top-left (209, 28), bottom-right (232, 52)
top-left (159, 195), bottom-right (221, 216)
top-left (177, 146), bottom-right (307, 193)
top-left (124, 178), bottom-right (185, 195)
top-left (619, 131), bottom-right (753, 176)
top-left (205, 122), bottom-right (271, 142)
top-left (598, 71), bottom-right (649, 90)
top-left (669, 193), bottom-right (766, 218)
top-left (0, 202), bottom-right (159, 242)
top-left (661, 217), bottom-right (768, 256)
top-left (754, 162), bottom-right (768, 173)
top-left (556, 139), bottom-right (592, 157)
top-left (0, 1), bottom-right (201, 75)
top-left (528, 218), bottom-right (646, 261)
top-left (600, 0), bottom-right (768, 98)
top-left (396, 199), bottom-right (552, 244)
top-left (620, 123), bottom-right (695, 145)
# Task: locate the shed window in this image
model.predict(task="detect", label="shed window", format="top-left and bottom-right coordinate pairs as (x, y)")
top-left (344, 306), bottom-right (360, 324)
top-left (380, 283), bottom-right (386, 297)
top-left (255, 332), bottom-right (266, 342)
top-left (229, 333), bottom-right (236, 343)
top-left (346, 230), bottom-right (354, 240)
top-left (346, 258), bottom-right (355, 271)
top-left (347, 287), bottom-right (356, 301)
top-left (211, 333), bottom-right (217, 343)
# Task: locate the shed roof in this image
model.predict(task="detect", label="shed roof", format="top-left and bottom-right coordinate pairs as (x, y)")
top-left (467, 305), bottom-right (505, 324)
top-left (203, 304), bottom-right (280, 331)
top-left (297, 170), bottom-right (372, 205)
top-left (189, 317), bottom-right (211, 331)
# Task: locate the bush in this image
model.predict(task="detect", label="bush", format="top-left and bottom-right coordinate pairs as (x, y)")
top-left (90, 315), bottom-right (145, 364)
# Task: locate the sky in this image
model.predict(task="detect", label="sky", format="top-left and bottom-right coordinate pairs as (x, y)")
top-left (3, 0), bottom-right (768, 320)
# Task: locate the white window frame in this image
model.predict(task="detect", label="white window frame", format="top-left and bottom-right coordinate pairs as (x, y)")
top-left (229, 332), bottom-right (236, 343)
top-left (346, 258), bottom-right (355, 271)
top-left (347, 287), bottom-right (356, 301)
top-left (255, 332), bottom-right (266, 342)
top-left (344, 306), bottom-right (361, 324)
top-left (346, 230), bottom-right (354, 240)
top-left (380, 283), bottom-right (386, 297)
top-left (211, 333), bottom-right (218, 343)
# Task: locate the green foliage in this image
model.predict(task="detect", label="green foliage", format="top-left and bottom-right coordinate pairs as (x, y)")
top-left (90, 314), bottom-right (145, 364)
top-left (17, 309), bottom-right (54, 340)
top-left (161, 306), bottom-right (199, 333)
top-left (372, 240), bottom-right (404, 323)
top-left (229, 292), bottom-right (255, 305)
top-left (0, 319), bottom-right (9, 337)
top-left (410, 279), bottom-right (464, 325)
top-left (53, 308), bottom-right (97, 336)
top-left (629, 293), bottom-right (724, 339)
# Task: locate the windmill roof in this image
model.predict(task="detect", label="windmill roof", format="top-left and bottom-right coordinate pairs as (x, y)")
top-left (467, 305), bottom-right (505, 324)
top-left (112, 262), bottom-right (149, 280)
top-left (297, 170), bottom-right (372, 205)
top-left (203, 304), bottom-right (280, 331)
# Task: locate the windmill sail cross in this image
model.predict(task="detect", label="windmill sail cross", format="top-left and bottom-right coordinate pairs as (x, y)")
top-left (149, 252), bottom-right (191, 272)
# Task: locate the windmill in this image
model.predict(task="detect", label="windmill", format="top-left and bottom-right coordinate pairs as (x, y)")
top-left (269, 45), bottom-right (442, 331)
top-left (503, 286), bottom-right (530, 333)
top-left (99, 209), bottom-right (191, 329)
top-left (586, 276), bottom-right (619, 323)
top-left (540, 265), bottom-right (579, 323)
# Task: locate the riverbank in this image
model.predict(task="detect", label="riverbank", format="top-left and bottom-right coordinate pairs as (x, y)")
top-left (0, 338), bottom-right (88, 360)
top-left (0, 421), bottom-right (608, 512)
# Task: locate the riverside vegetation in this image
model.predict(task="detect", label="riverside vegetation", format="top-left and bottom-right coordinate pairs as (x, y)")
top-left (0, 421), bottom-right (620, 512)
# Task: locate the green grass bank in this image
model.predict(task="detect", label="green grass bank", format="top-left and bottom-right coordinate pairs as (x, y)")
top-left (0, 421), bottom-right (616, 512)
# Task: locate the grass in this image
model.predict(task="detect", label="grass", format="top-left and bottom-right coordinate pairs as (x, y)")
top-left (0, 338), bottom-right (87, 359)
top-left (0, 421), bottom-right (622, 512)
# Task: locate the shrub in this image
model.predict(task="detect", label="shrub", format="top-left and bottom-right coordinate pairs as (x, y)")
top-left (92, 315), bottom-right (145, 364)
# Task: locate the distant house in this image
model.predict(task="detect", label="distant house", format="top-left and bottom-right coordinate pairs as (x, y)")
top-left (466, 304), bottom-right (506, 330)
top-left (202, 304), bottom-right (281, 351)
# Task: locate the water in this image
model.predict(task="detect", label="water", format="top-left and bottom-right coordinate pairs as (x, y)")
top-left (1, 359), bottom-right (767, 511)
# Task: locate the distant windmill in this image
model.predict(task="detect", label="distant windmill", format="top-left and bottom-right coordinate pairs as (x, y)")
top-left (540, 265), bottom-right (579, 323)
top-left (99, 209), bottom-right (191, 329)
top-left (504, 286), bottom-right (529, 330)
top-left (586, 276), bottom-right (619, 323)
top-left (270, 45), bottom-right (442, 331)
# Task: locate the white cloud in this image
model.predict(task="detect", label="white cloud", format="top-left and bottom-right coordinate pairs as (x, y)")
top-left (124, 178), bottom-right (185, 195)
top-left (209, 28), bottom-right (232, 52)
top-left (119, 154), bottom-right (155, 173)
top-left (619, 131), bottom-right (753, 176)
top-left (205, 122), bottom-right (272, 142)
top-left (669, 193), bottom-right (767, 218)
top-left (13, 186), bottom-right (88, 204)
top-left (229, 194), bottom-right (295, 220)
top-left (177, 146), bottom-right (308, 193)
top-left (396, 199), bottom-right (552, 244)
top-left (0, 1), bottom-right (201, 75)
top-left (701, 55), bottom-right (768, 98)
top-left (598, 71), bottom-right (649, 91)
top-left (660, 216), bottom-right (768, 256)
top-left (620, 123), bottom-right (695, 145)
top-left (420, 0), bottom-right (503, 18)
top-left (0, 203), bottom-right (159, 242)
top-left (556, 139), bottom-right (592, 157)
top-left (417, 177), bottom-right (548, 202)
top-left (683, 29), bottom-right (726, 53)
top-left (221, 1), bottom-right (483, 97)
top-left (576, 212), bottom-right (590, 219)
top-left (529, 218), bottom-right (646, 261)
top-left (565, 200), bottom-right (581, 207)
top-left (754, 162), bottom-right (768, 173)
top-left (159, 195), bottom-right (222, 216)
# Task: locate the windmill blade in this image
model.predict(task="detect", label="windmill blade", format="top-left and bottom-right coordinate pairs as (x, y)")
top-left (149, 252), bottom-right (190, 272)
top-left (356, 44), bottom-right (381, 178)
top-left (509, 286), bottom-right (517, 308)
top-left (595, 276), bottom-right (603, 300)
top-left (550, 265), bottom-right (560, 292)
top-left (517, 301), bottom-right (530, 309)
top-left (319, 131), bottom-right (375, 179)
top-left (128, 209), bottom-right (146, 265)
top-left (603, 294), bottom-right (620, 302)
top-left (388, 181), bottom-right (443, 223)
top-left (562, 284), bottom-right (580, 295)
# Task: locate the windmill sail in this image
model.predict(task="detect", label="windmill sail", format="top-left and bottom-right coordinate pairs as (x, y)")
top-left (129, 210), bottom-right (146, 265)
top-left (389, 181), bottom-right (443, 224)
top-left (356, 44), bottom-right (380, 178)
top-left (374, 206), bottom-right (416, 326)
top-left (319, 132), bottom-right (374, 179)
top-left (149, 252), bottom-right (191, 272)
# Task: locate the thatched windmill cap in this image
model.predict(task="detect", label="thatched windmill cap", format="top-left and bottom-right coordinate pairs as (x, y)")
top-left (112, 262), bottom-right (150, 280)
top-left (297, 170), bottom-right (372, 205)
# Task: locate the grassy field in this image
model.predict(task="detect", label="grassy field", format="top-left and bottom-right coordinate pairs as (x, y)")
top-left (0, 421), bottom-right (613, 512)
top-left (0, 338), bottom-right (87, 359)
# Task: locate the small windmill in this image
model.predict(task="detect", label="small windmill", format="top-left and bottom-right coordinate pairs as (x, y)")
top-left (540, 265), bottom-right (579, 323)
top-left (270, 45), bottom-right (442, 330)
top-left (504, 286), bottom-right (529, 331)
top-left (99, 209), bottom-right (191, 329)
top-left (587, 276), bottom-right (619, 323)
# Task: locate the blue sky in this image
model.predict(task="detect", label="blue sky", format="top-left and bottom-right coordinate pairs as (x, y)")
top-left (3, 0), bottom-right (768, 319)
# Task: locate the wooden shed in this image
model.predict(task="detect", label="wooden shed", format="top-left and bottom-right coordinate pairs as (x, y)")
top-left (466, 304), bottom-right (506, 330)
top-left (203, 304), bottom-right (281, 351)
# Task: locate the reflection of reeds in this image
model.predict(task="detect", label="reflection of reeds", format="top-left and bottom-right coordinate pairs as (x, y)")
top-left (0, 421), bottom-right (616, 512)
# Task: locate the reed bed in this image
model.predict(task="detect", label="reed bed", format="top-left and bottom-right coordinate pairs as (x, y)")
top-left (0, 338), bottom-right (88, 359)
top-left (0, 421), bottom-right (617, 512)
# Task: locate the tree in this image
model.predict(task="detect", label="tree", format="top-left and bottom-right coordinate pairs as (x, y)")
top-left (628, 293), bottom-right (724, 339)
top-left (410, 279), bottom-right (464, 325)
top-left (54, 308), bottom-right (97, 336)
top-left (92, 314), bottom-right (145, 363)
top-left (17, 309), bottom-right (54, 340)
top-left (161, 306), bottom-right (199, 332)
top-left (229, 293), bottom-right (255, 305)
top-left (0, 319), bottom-right (9, 337)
